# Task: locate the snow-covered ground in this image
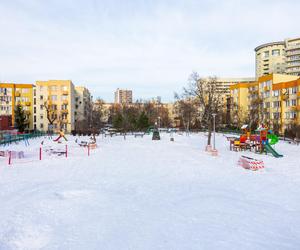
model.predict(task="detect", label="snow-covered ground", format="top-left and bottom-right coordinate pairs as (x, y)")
top-left (0, 132), bottom-right (300, 250)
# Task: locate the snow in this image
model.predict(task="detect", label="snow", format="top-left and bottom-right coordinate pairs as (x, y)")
top-left (0, 133), bottom-right (300, 250)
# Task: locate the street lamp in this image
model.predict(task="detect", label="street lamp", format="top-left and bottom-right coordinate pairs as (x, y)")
top-left (211, 113), bottom-right (218, 156)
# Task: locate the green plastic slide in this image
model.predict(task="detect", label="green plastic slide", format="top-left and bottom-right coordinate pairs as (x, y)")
top-left (264, 144), bottom-right (283, 158)
top-left (267, 134), bottom-right (279, 145)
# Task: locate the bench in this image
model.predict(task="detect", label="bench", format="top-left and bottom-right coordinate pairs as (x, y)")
top-left (134, 133), bottom-right (144, 138)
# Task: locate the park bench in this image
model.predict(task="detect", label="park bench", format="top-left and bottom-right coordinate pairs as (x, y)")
top-left (134, 132), bottom-right (144, 138)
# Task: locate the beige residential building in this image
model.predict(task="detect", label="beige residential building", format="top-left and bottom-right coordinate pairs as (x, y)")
top-left (34, 80), bottom-right (75, 133)
top-left (255, 42), bottom-right (286, 78)
top-left (255, 37), bottom-right (300, 79)
top-left (114, 88), bottom-right (133, 104)
top-left (74, 86), bottom-right (92, 126)
top-left (285, 38), bottom-right (300, 76)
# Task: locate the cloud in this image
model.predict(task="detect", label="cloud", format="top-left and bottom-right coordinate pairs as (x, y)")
top-left (0, 0), bottom-right (299, 102)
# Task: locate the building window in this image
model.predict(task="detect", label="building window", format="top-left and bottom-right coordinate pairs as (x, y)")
top-left (263, 51), bottom-right (269, 58)
top-left (51, 95), bottom-right (57, 101)
top-left (34, 107), bottom-right (36, 113)
top-left (291, 99), bottom-right (297, 106)
top-left (40, 123), bottom-right (44, 129)
top-left (40, 95), bottom-right (43, 100)
top-left (34, 116), bottom-right (36, 122)
top-left (62, 86), bottom-right (68, 91)
top-left (34, 98), bottom-right (36, 105)
top-left (272, 49), bottom-right (280, 56)
top-left (50, 86), bottom-right (57, 91)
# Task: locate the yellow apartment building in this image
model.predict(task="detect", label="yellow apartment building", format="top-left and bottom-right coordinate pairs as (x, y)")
top-left (0, 83), bottom-right (34, 130)
top-left (34, 80), bottom-right (75, 133)
top-left (230, 74), bottom-right (300, 133)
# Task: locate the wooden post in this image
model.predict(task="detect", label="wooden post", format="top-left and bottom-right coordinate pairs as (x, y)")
top-left (8, 151), bottom-right (11, 165)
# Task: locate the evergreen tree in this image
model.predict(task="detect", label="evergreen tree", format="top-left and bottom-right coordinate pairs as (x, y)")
top-left (137, 112), bottom-right (149, 131)
top-left (15, 104), bottom-right (27, 132)
top-left (113, 112), bottom-right (123, 129)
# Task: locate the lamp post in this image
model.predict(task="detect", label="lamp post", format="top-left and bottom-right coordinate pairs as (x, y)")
top-left (211, 113), bottom-right (218, 156)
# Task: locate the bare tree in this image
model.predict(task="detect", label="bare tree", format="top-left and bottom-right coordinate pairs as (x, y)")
top-left (174, 93), bottom-right (198, 133)
top-left (42, 100), bottom-right (60, 134)
top-left (183, 72), bottom-right (226, 146)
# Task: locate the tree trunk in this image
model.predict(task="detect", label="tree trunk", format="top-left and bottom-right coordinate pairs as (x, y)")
top-left (207, 121), bottom-right (212, 146)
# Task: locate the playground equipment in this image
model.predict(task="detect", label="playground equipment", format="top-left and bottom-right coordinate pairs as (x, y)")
top-left (229, 124), bottom-right (283, 158)
top-left (0, 130), bottom-right (33, 147)
top-left (54, 131), bottom-right (68, 143)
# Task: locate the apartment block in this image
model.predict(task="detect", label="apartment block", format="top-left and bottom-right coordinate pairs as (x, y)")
top-left (74, 86), bottom-right (92, 126)
top-left (114, 88), bottom-right (133, 104)
top-left (230, 74), bottom-right (300, 133)
top-left (285, 38), bottom-right (300, 76)
top-left (255, 37), bottom-right (300, 79)
top-left (0, 83), bottom-right (34, 130)
top-left (34, 80), bottom-right (75, 133)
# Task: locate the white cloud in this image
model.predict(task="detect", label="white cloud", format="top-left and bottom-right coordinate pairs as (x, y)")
top-left (0, 0), bottom-right (299, 101)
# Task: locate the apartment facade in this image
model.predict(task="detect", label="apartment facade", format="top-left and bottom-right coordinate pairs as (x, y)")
top-left (255, 37), bottom-right (300, 79)
top-left (74, 86), bottom-right (92, 126)
top-left (114, 88), bottom-right (133, 104)
top-left (230, 74), bottom-right (300, 133)
top-left (255, 42), bottom-right (286, 78)
top-left (285, 38), bottom-right (300, 76)
top-left (0, 83), bottom-right (34, 130)
top-left (34, 80), bottom-right (75, 133)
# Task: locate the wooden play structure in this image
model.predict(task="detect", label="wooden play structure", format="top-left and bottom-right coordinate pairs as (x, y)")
top-left (228, 125), bottom-right (283, 158)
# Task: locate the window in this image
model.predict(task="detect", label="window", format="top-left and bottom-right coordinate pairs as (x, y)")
top-left (61, 86), bottom-right (68, 91)
top-left (272, 49), bottom-right (280, 56)
top-left (272, 90), bottom-right (279, 97)
top-left (34, 107), bottom-right (36, 113)
top-left (61, 95), bottom-right (68, 100)
top-left (263, 51), bottom-right (269, 58)
top-left (40, 115), bottom-right (43, 119)
top-left (273, 101), bottom-right (281, 108)
top-left (51, 95), bottom-right (57, 101)
top-left (292, 87), bottom-right (297, 94)
top-left (285, 100), bottom-right (290, 107)
top-left (291, 99), bottom-right (297, 106)
top-left (50, 86), bottom-right (57, 91)
top-left (34, 98), bottom-right (36, 105)
top-left (34, 116), bottom-right (36, 122)
top-left (40, 95), bottom-right (43, 100)
top-left (40, 123), bottom-right (44, 129)
top-left (40, 105), bottom-right (43, 110)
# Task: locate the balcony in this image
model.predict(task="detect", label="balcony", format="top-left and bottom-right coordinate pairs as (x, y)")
top-left (281, 94), bottom-right (288, 101)
top-left (62, 100), bottom-right (68, 105)
top-left (290, 106), bottom-right (297, 111)
top-left (286, 44), bottom-right (300, 51)
top-left (25, 101), bottom-right (31, 106)
top-left (61, 109), bottom-right (68, 114)
top-left (62, 91), bottom-right (69, 95)
top-left (15, 91), bottom-right (21, 97)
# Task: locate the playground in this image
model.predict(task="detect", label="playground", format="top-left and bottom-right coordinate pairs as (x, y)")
top-left (0, 132), bottom-right (300, 249)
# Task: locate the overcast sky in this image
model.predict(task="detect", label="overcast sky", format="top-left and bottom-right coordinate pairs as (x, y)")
top-left (0, 0), bottom-right (300, 102)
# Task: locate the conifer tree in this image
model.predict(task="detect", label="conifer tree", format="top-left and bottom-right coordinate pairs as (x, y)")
top-left (15, 104), bottom-right (26, 132)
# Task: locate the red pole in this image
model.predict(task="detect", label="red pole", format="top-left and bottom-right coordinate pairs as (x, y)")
top-left (66, 145), bottom-right (68, 158)
top-left (88, 144), bottom-right (90, 156)
top-left (39, 147), bottom-right (42, 160)
top-left (8, 151), bottom-right (11, 166)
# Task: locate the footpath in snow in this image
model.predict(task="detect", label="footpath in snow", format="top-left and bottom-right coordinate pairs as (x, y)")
top-left (0, 133), bottom-right (300, 250)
